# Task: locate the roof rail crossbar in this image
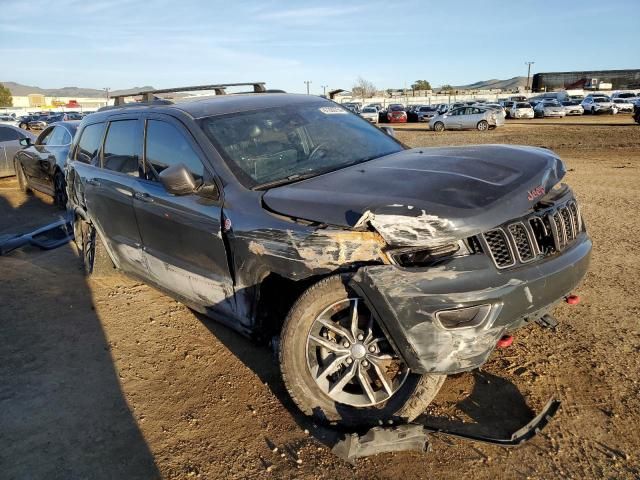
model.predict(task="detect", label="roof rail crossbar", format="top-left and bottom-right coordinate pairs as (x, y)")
top-left (112, 82), bottom-right (267, 105)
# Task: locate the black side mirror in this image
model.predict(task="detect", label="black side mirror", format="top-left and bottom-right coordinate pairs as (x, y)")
top-left (380, 126), bottom-right (395, 138)
top-left (19, 137), bottom-right (32, 147)
top-left (158, 163), bottom-right (198, 195)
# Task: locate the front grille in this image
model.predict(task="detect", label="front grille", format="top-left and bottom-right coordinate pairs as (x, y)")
top-left (479, 200), bottom-right (582, 270)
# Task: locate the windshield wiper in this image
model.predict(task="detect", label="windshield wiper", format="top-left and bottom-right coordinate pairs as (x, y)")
top-left (253, 171), bottom-right (323, 190)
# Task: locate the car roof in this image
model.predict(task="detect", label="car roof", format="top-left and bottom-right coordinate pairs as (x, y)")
top-left (91, 93), bottom-right (330, 121)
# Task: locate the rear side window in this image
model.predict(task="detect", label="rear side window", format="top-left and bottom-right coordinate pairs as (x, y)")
top-left (76, 123), bottom-right (105, 164)
top-left (0, 126), bottom-right (21, 141)
top-left (47, 126), bottom-right (72, 146)
top-left (102, 120), bottom-right (141, 176)
top-left (145, 120), bottom-right (204, 181)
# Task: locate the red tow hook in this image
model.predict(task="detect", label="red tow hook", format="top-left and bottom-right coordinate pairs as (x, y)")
top-left (497, 334), bottom-right (513, 348)
top-left (565, 294), bottom-right (580, 305)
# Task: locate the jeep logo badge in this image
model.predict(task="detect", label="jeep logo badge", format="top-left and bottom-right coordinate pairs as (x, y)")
top-left (527, 185), bottom-right (545, 201)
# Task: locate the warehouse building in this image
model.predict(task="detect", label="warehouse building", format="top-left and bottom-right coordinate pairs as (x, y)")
top-left (532, 69), bottom-right (640, 92)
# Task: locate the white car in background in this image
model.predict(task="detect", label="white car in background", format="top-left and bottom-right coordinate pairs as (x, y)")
top-left (581, 96), bottom-right (614, 114)
top-left (510, 102), bottom-right (535, 119)
top-left (560, 100), bottom-right (584, 116)
top-left (611, 98), bottom-right (634, 114)
top-left (534, 100), bottom-right (567, 118)
top-left (359, 106), bottom-right (379, 123)
top-left (0, 114), bottom-right (18, 127)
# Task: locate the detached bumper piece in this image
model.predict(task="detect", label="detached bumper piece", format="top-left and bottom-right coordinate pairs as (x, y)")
top-left (0, 216), bottom-right (74, 255)
top-left (332, 398), bottom-right (560, 463)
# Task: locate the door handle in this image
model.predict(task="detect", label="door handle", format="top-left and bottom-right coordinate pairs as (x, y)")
top-left (134, 191), bottom-right (154, 203)
top-left (86, 178), bottom-right (101, 186)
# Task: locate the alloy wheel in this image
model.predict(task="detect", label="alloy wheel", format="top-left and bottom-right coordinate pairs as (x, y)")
top-left (306, 298), bottom-right (410, 407)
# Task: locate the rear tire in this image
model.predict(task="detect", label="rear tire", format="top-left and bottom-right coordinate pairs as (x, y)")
top-left (477, 120), bottom-right (489, 131)
top-left (75, 217), bottom-right (115, 277)
top-left (280, 274), bottom-right (445, 427)
top-left (433, 122), bottom-right (445, 132)
top-left (53, 170), bottom-right (67, 209)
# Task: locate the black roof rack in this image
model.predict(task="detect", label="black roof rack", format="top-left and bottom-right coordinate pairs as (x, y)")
top-left (110, 82), bottom-right (268, 106)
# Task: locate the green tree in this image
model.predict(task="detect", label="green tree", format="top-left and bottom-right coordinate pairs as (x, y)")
top-left (411, 80), bottom-right (432, 91)
top-left (439, 84), bottom-right (453, 93)
top-left (0, 83), bottom-right (13, 107)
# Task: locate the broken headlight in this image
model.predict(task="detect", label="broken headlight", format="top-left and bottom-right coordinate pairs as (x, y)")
top-left (388, 242), bottom-right (462, 267)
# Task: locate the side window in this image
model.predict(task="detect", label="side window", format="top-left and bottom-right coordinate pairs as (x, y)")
top-left (38, 127), bottom-right (55, 146)
top-left (102, 120), bottom-right (142, 176)
top-left (145, 120), bottom-right (204, 181)
top-left (47, 126), bottom-right (68, 146)
top-left (75, 123), bottom-right (106, 164)
top-left (0, 126), bottom-right (20, 141)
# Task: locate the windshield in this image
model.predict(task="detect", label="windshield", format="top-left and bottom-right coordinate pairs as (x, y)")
top-left (362, 108), bottom-right (377, 113)
top-left (200, 103), bottom-right (403, 188)
top-left (594, 97), bottom-right (609, 103)
top-left (389, 105), bottom-right (404, 112)
top-left (617, 93), bottom-right (635, 98)
top-left (516, 103), bottom-right (530, 108)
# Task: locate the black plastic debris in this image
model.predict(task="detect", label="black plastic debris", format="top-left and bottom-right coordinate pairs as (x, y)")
top-left (332, 424), bottom-right (430, 463)
top-left (331, 398), bottom-right (560, 462)
top-left (0, 216), bottom-right (74, 255)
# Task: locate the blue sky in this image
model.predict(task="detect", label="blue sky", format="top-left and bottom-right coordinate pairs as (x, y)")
top-left (1, 0), bottom-right (638, 94)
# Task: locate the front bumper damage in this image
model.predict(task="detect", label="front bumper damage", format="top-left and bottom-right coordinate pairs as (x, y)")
top-left (350, 233), bottom-right (591, 374)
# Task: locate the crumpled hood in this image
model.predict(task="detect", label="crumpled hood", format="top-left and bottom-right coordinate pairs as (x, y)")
top-left (262, 145), bottom-right (566, 247)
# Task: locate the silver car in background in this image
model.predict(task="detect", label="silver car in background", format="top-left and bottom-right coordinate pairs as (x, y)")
top-left (0, 124), bottom-right (36, 177)
top-left (359, 106), bottom-right (379, 123)
top-left (416, 105), bottom-right (439, 122)
top-left (429, 106), bottom-right (504, 131)
top-left (534, 100), bottom-right (567, 118)
top-left (611, 98), bottom-right (634, 113)
top-left (560, 100), bottom-right (584, 116)
top-left (510, 102), bottom-right (535, 119)
top-left (581, 96), bottom-right (614, 114)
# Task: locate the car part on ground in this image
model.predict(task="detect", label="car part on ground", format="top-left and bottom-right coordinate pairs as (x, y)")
top-left (0, 216), bottom-right (73, 255)
top-left (332, 397), bottom-right (561, 463)
top-left (65, 83), bottom-right (591, 427)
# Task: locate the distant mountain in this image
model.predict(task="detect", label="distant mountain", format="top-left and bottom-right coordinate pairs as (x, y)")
top-left (1, 82), bottom-right (156, 98)
top-left (451, 76), bottom-right (528, 91)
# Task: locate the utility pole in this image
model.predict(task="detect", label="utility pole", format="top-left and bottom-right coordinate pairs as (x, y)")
top-left (525, 62), bottom-right (535, 92)
top-left (304, 80), bottom-right (312, 95)
top-left (104, 87), bottom-right (110, 105)
top-left (321, 85), bottom-right (328, 96)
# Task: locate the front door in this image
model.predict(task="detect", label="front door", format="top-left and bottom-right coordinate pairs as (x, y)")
top-left (133, 115), bottom-right (235, 316)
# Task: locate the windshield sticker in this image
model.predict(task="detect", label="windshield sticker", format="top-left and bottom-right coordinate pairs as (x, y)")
top-left (319, 106), bottom-right (348, 114)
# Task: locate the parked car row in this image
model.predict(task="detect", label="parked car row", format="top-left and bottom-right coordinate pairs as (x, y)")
top-left (17, 111), bottom-right (88, 130)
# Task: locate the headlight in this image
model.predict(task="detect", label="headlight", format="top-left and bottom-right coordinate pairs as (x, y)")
top-left (388, 243), bottom-right (462, 267)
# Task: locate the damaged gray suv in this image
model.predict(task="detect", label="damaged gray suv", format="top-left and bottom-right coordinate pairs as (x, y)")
top-left (66, 83), bottom-right (591, 427)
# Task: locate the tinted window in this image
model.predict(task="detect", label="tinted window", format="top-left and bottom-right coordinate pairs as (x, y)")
top-left (0, 126), bottom-right (21, 141)
top-left (145, 120), bottom-right (204, 181)
top-left (47, 126), bottom-right (71, 145)
top-left (76, 122), bottom-right (105, 164)
top-left (38, 127), bottom-right (55, 145)
top-left (102, 120), bottom-right (141, 176)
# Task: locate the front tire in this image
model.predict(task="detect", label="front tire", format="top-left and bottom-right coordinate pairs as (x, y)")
top-left (15, 161), bottom-right (31, 193)
top-left (433, 122), bottom-right (445, 132)
top-left (280, 274), bottom-right (445, 427)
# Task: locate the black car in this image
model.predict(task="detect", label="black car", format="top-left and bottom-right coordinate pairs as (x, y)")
top-left (66, 83), bottom-right (591, 427)
top-left (14, 121), bottom-right (79, 207)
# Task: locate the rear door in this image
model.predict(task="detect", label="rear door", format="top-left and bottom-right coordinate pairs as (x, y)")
top-left (72, 118), bottom-right (148, 276)
top-left (133, 114), bottom-right (235, 316)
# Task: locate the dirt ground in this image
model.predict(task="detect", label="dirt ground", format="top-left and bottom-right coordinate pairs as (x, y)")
top-left (1, 115), bottom-right (639, 479)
